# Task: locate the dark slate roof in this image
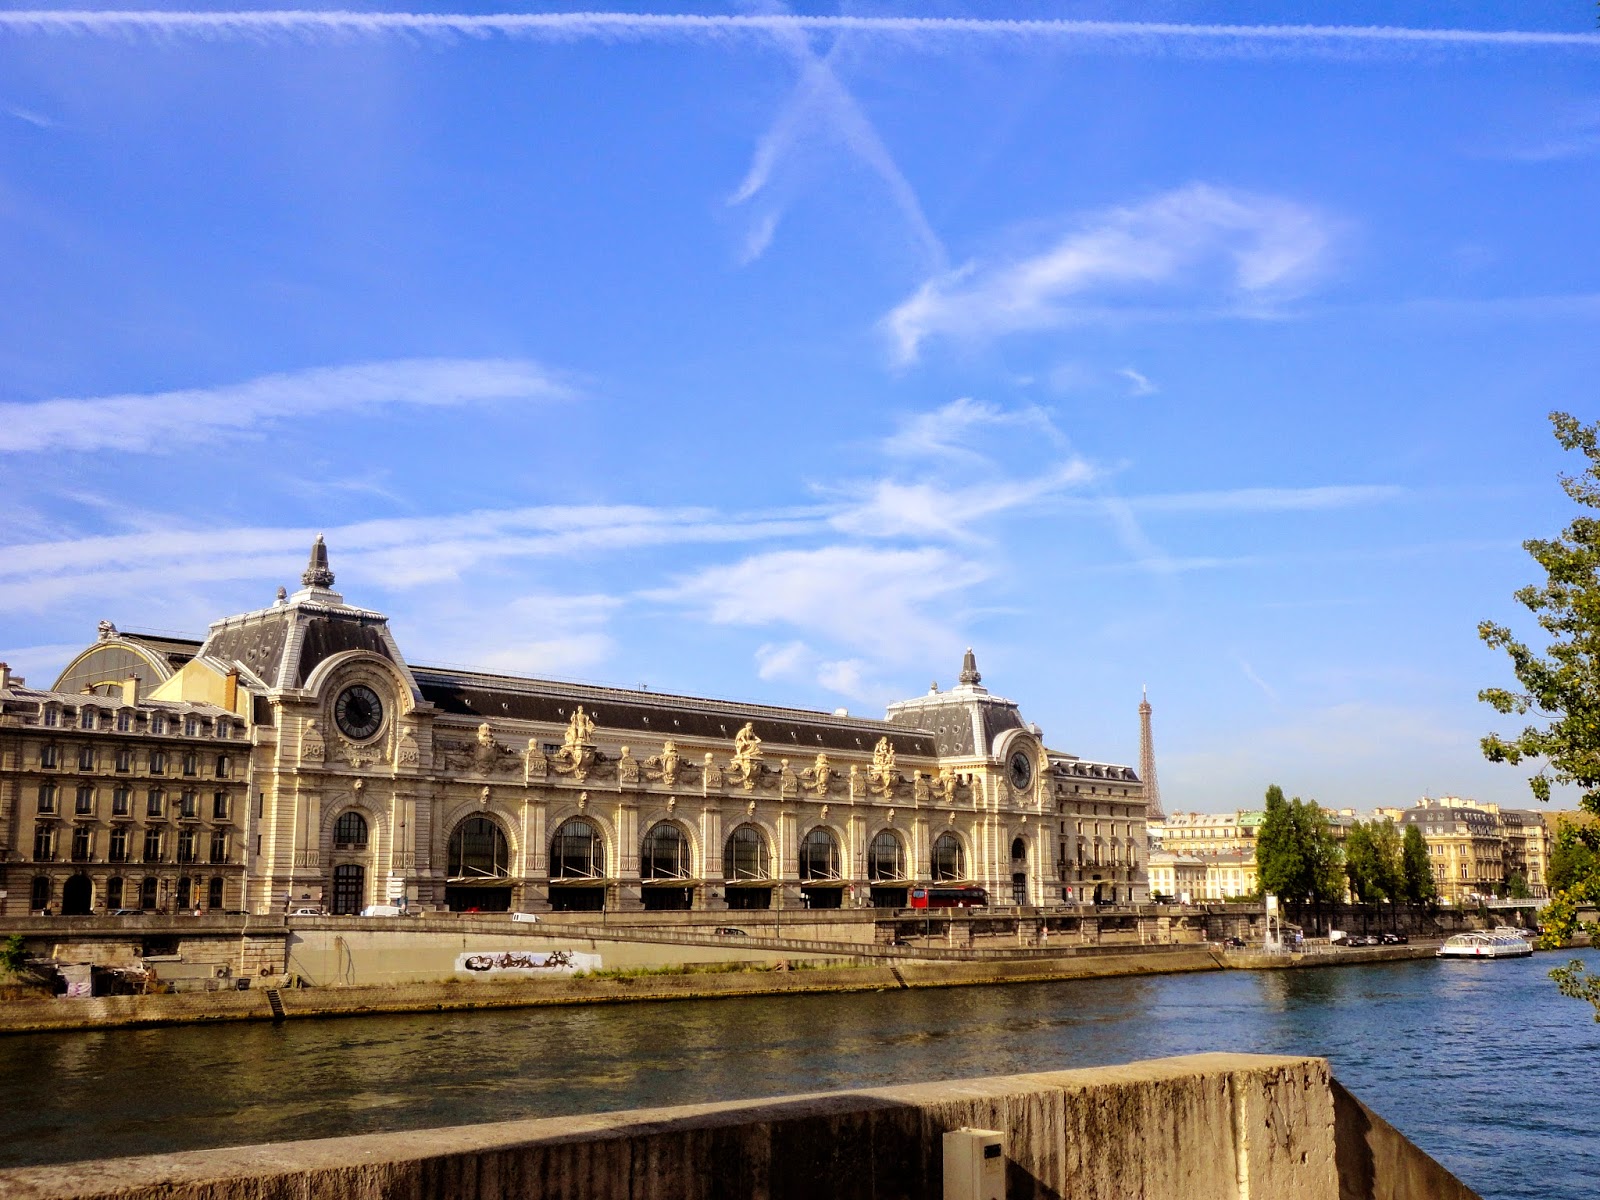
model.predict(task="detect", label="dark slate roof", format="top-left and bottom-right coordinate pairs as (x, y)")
top-left (201, 611), bottom-right (293, 687)
top-left (886, 694), bottom-right (1025, 758)
top-left (412, 666), bottom-right (939, 759)
top-left (201, 606), bottom-right (396, 690)
top-left (292, 614), bottom-right (395, 686)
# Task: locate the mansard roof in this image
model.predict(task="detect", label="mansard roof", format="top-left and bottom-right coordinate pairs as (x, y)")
top-left (411, 665), bottom-right (939, 759)
top-left (883, 648), bottom-right (1028, 758)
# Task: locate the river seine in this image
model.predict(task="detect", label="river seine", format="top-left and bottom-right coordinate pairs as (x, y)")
top-left (3, 950), bottom-right (1597, 1199)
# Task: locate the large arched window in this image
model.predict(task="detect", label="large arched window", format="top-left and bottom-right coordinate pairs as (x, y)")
top-left (868, 830), bottom-right (907, 881)
top-left (799, 826), bottom-right (841, 881)
top-left (448, 817), bottom-right (509, 880)
top-left (932, 832), bottom-right (966, 882)
top-left (334, 811), bottom-right (370, 849)
top-left (723, 825), bottom-right (770, 881)
top-left (551, 818), bottom-right (605, 879)
top-left (641, 822), bottom-right (692, 881)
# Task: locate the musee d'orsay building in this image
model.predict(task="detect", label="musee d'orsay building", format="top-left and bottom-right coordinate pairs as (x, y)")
top-left (0, 539), bottom-right (1149, 916)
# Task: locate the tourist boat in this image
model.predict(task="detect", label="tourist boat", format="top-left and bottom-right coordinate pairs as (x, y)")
top-left (1436, 932), bottom-right (1534, 960)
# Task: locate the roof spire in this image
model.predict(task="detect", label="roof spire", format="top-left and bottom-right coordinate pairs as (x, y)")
top-left (958, 647), bottom-right (981, 687)
top-left (301, 533), bottom-right (335, 589)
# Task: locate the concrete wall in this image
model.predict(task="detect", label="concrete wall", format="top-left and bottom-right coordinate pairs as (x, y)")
top-left (0, 1054), bottom-right (1478, 1200)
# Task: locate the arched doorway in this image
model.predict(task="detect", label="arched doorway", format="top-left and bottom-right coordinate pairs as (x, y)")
top-left (332, 863), bottom-right (365, 915)
top-left (640, 822), bottom-right (694, 910)
top-left (798, 826), bottom-right (844, 909)
top-left (549, 817), bottom-right (606, 912)
top-left (446, 816), bottom-right (512, 912)
top-left (1010, 836), bottom-right (1028, 906)
top-left (931, 832), bottom-right (966, 882)
top-left (61, 874), bottom-right (92, 916)
top-left (722, 824), bottom-right (771, 909)
top-left (867, 829), bottom-right (909, 908)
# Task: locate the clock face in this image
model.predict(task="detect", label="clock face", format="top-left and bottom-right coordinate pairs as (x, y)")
top-left (1008, 750), bottom-right (1033, 792)
top-left (334, 684), bottom-right (384, 742)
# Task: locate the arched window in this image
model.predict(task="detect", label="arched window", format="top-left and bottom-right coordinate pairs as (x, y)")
top-left (448, 817), bottom-right (509, 880)
top-left (723, 825), bottom-right (770, 881)
top-left (799, 827), bottom-right (841, 881)
top-left (641, 822), bottom-right (692, 881)
top-left (1011, 837), bottom-right (1027, 861)
top-left (932, 832), bottom-right (966, 882)
top-left (551, 819), bottom-right (605, 879)
top-left (868, 830), bottom-right (907, 881)
top-left (334, 811), bottom-right (369, 849)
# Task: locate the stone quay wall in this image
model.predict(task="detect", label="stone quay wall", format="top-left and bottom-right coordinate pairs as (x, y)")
top-left (0, 1054), bottom-right (1479, 1200)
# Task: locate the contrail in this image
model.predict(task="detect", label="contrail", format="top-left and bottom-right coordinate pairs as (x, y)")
top-left (0, 11), bottom-right (1595, 54)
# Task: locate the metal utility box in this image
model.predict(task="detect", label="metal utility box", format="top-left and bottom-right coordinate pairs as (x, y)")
top-left (942, 1127), bottom-right (1005, 1200)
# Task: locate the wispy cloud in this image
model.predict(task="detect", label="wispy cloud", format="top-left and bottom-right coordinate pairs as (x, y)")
top-left (0, 358), bottom-right (572, 454)
top-left (1239, 658), bottom-right (1279, 703)
top-left (883, 397), bottom-right (1064, 463)
top-left (1122, 484), bottom-right (1404, 515)
top-left (647, 544), bottom-right (988, 665)
top-left (5, 106), bottom-right (55, 129)
top-left (726, 6), bottom-right (943, 269)
top-left (884, 183), bottom-right (1335, 363)
top-left (830, 462), bottom-right (1095, 542)
top-left (409, 591), bottom-right (622, 678)
top-left (2, 12), bottom-right (1595, 54)
top-left (1119, 367), bottom-right (1158, 397)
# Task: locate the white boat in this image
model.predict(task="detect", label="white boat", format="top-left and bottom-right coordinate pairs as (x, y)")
top-left (1437, 932), bottom-right (1534, 960)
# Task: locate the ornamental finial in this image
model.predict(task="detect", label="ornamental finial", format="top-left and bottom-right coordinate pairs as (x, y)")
top-left (959, 647), bottom-right (981, 686)
top-left (301, 533), bottom-right (335, 589)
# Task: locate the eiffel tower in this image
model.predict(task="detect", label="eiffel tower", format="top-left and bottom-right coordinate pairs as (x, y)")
top-left (1139, 686), bottom-right (1165, 820)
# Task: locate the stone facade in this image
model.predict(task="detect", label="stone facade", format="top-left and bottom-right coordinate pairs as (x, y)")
top-left (1, 539), bottom-right (1149, 916)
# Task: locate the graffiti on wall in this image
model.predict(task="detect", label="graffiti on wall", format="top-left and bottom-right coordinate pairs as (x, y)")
top-left (454, 949), bottom-right (600, 977)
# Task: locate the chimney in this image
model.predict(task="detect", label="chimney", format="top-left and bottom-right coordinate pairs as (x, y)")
top-left (224, 667), bottom-right (239, 712)
top-left (122, 674), bottom-right (141, 706)
top-left (0, 662), bottom-right (9, 689)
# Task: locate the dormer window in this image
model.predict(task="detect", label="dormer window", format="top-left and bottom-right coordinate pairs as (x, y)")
top-left (80, 707), bottom-right (96, 730)
top-left (116, 710), bottom-right (131, 732)
top-left (150, 714), bottom-right (165, 735)
top-left (184, 717), bottom-right (198, 737)
top-left (43, 706), bottom-right (58, 728)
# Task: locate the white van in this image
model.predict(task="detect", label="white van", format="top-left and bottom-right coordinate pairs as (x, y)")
top-left (360, 904), bottom-right (403, 917)
top-left (511, 912), bottom-right (541, 923)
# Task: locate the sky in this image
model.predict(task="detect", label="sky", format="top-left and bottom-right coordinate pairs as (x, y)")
top-left (1, 2), bottom-right (1598, 814)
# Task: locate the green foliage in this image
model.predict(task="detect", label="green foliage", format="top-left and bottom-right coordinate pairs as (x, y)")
top-left (1401, 824), bottom-right (1436, 904)
top-left (0, 934), bottom-right (25, 975)
top-left (1551, 959), bottom-right (1600, 1021)
top-left (1255, 784), bottom-right (1343, 903)
top-left (1549, 831), bottom-right (1598, 893)
top-left (1507, 872), bottom-right (1532, 900)
top-left (1480, 413), bottom-right (1600, 967)
top-left (1344, 818), bottom-right (1404, 903)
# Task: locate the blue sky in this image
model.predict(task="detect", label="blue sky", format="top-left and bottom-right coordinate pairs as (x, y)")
top-left (2, 2), bottom-right (1598, 812)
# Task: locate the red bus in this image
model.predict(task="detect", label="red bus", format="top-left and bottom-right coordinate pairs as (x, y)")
top-left (909, 886), bottom-right (989, 909)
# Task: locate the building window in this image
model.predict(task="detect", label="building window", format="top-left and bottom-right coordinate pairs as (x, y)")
top-left (106, 877), bottom-right (124, 909)
top-left (212, 792), bottom-right (229, 820)
top-left (114, 747), bottom-right (131, 772)
top-left (146, 788), bottom-right (164, 818)
top-left (723, 824), bottom-right (770, 881)
top-left (799, 826), bottom-right (842, 881)
top-left (150, 715), bottom-right (165, 735)
top-left (80, 707), bottom-right (96, 730)
top-left (43, 707), bottom-right (58, 728)
top-left (116, 710), bottom-right (131, 732)
top-left (179, 791), bottom-right (199, 819)
top-left (112, 785), bottom-right (130, 816)
top-left (37, 783), bottom-right (57, 814)
top-left (176, 876), bottom-right (192, 909)
top-left (334, 810), bottom-right (369, 849)
top-left (931, 832), bottom-right (966, 882)
top-left (177, 829), bottom-right (198, 864)
top-left (208, 877), bottom-right (225, 909)
top-left (867, 829), bottom-right (907, 881)
top-left (75, 785), bottom-right (94, 815)
top-left (40, 744), bottom-right (58, 769)
top-left (550, 818), bottom-right (604, 879)
top-left (150, 750), bottom-right (166, 775)
top-left (182, 751), bottom-right (198, 777)
top-left (184, 717), bottom-right (197, 737)
top-left (215, 754), bottom-right (230, 778)
top-left (32, 876), bottom-right (51, 911)
top-left (448, 816), bottom-right (509, 880)
top-left (210, 830), bottom-right (229, 864)
top-left (71, 825), bottom-right (93, 862)
top-left (78, 745), bottom-right (95, 771)
top-left (143, 828), bottom-right (163, 863)
top-left (109, 827), bottom-right (129, 863)
top-left (33, 825), bottom-right (56, 862)
top-left (140, 877), bottom-right (158, 910)
top-left (641, 822), bottom-right (692, 881)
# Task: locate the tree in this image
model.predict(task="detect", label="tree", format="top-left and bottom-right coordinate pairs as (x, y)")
top-left (1507, 872), bottom-right (1532, 900)
top-left (1549, 833), bottom-right (1597, 894)
top-left (1370, 818), bottom-right (1403, 900)
top-left (0, 934), bottom-right (25, 975)
top-left (1255, 784), bottom-right (1343, 905)
top-left (1344, 821), bottom-right (1382, 902)
top-left (1400, 824), bottom-right (1436, 904)
top-left (1479, 411), bottom-right (1600, 1015)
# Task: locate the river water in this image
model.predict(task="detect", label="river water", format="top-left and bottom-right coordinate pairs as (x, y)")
top-left (3, 951), bottom-right (1597, 1199)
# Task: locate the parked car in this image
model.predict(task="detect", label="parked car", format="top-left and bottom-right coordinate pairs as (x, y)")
top-left (1222, 936), bottom-right (1246, 948)
top-left (511, 912), bottom-right (542, 924)
top-left (290, 907), bottom-right (325, 917)
top-left (1379, 933), bottom-right (1409, 945)
top-left (712, 926), bottom-right (748, 936)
